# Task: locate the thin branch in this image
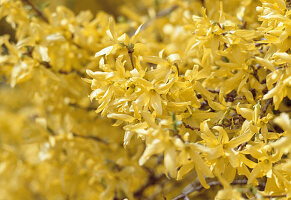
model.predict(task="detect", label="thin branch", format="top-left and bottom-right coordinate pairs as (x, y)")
top-left (200, 0), bottom-right (205, 7)
top-left (22, 0), bottom-right (90, 52)
top-left (225, 90), bottom-right (237, 102)
top-left (40, 60), bottom-right (85, 77)
top-left (46, 126), bottom-right (108, 144)
top-left (156, 5), bottom-right (179, 18)
top-left (263, 194), bottom-right (287, 199)
top-left (72, 132), bottom-right (109, 144)
top-left (139, 5), bottom-right (179, 32)
top-left (22, 0), bottom-right (49, 23)
top-left (68, 103), bottom-right (96, 111)
top-left (207, 89), bottom-right (220, 94)
top-left (182, 122), bottom-right (200, 131)
top-left (250, 65), bottom-right (260, 82)
top-left (235, 142), bottom-right (248, 151)
top-left (173, 179), bottom-right (248, 200)
top-left (260, 98), bottom-right (273, 118)
top-left (173, 178), bottom-right (286, 200)
top-left (134, 172), bottom-right (164, 198)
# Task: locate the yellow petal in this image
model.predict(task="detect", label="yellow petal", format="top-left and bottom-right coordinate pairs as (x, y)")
top-left (139, 139), bottom-right (164, 165)
top-left (95, 46), bottom-right (114, 57)
top-left (150, 92), bottom-right (162, 115)
top-left (107, 113), bottom-right (135, 122)
top-left (164, 147), bottom-right (177, 178)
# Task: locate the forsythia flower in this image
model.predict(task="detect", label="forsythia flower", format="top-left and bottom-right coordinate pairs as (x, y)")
top-left (0, 0), bottom-right (290, 199)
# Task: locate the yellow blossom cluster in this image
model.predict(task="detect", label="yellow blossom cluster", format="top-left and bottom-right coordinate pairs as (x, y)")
top-left (0, 0), bottom-right (291, 199)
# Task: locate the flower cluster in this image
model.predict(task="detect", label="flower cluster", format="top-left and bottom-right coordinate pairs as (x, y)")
top-left (0, 0), bottom-right (291, 199)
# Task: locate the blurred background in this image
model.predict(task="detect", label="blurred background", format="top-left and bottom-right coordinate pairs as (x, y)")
top-left (0, 0), bottom-right (152, 39)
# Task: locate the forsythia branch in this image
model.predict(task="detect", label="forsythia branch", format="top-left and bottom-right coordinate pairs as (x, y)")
top-left (21, 0), bottom-right (49, 23)
top-left (46, 126), bottom-right (109, 144)
top-left (173, 179), bottom-right (287, 200)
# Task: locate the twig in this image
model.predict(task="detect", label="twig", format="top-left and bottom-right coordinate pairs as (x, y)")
top-left (182, 122), bottom-right (200, 131)
top-left (172, 113), bottom-right (185, 143)
top-left (207, 89), bottom-right (220, 94)
top-left (235, 142), bottom-right (248, 151)
top-left (22, 0), bottom-right (89, 51)
top-left (200, 0), bottom-right (205, 7)
top-left (250, 65), bottom-right (260, 82)
top-left (173, 179), bottom-right (285, 200)
top-left (68, 103), bottom-right (96, 111)
top-left (156, 5), bottom-right (179, 18)
top-left (140, 5), bottom-right (179, 32)
top-left (46, 126), bottom-right (108, 144)
top-left (72, 132), bottom-right (109, 144)
top-left (134, 172), bottom-right (164, 198)
top-left (21, 0), bottom-right (49, 23)
top-left (173, 179), bottom-right (248, 200)
top-left (263, 194), bottom-right (287, 199)
top-left (260, 98), bottom-right (273, 118)
top-left (225, 90), bottom-right (237, 102)
top-left (173, 177), bottom-right (285, 200)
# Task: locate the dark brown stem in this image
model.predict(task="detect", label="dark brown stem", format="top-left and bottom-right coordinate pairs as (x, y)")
top-left (263, 194), bottom-right (287, 199)
top-left (200, 0), bottom-right (205, 7)
top-left (128, 52), bottom-right (134, 68)
top-left (40, 61), bottom-right (85, 76)
top-left (72, 132), bottom-right (109, 144)
top-left (250, 65), bottom-right (260, 82)
top-left (260, 98), bottom-right (273, 118)
top-left (183, 122), bottom-right (200, 131)
top-left (22, 0), bottom-right (49, 23)
top-left (207, 89), bottom-right (220, 94)
top-left (234, 142), bottom-right (248, 151)
top-left (156, 5), bottom-right (179, 18)
top-left (173, 179), bottom-right (249, 200)
top-left (46, 126), bottom-right (108, 144)
top-left (22, 0), bottom-right (89, 51)
top-left (134, 172), bottom-right (164, 198)
top-left (174, 132), bottom-right (185, 143)
top-left (68, 103), bottom-right (96, 111)
top-left (172, 179), bottom-right (282, 200)
top-left (139, 5), bottom-right (179, 32)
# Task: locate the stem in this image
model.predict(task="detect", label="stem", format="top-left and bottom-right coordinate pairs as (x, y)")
top-left (72, 132), bottom-right (109, 144)
top-left (260, 98), bottom-right (273, 118)
top-left (207, 89), bottom-right (220, 94)
top-left (46, 126), bottom-right (108, 144)
top-left (139, 5), bottom-right (179, 32)
top-left (134, 168), bottom-right (164, 198)
top-left (22, 0), bottom-right (88, 51)
top-left (182, 122), bottom-right (200, 131)
top-left (173, 178), bottom-right (286, 200)
top-left (22, 0), bottom-right (49, 23)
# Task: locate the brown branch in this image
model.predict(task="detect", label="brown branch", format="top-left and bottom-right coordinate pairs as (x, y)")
top-left (173, 179), bottom-right (249, 200)
top-left (182, 122), bottom-right (200, 131)
top-left (46, 126), bottom-right (108, 144)
top-left (200, 0), bottom-right (205, 7)
top-left (22, 0), bottom-right (90, 52)
top-left (134, 171), bottom-right (164, 198)
top-left (250, 65), bottom-right (260, 82)
top-left (173, 178), bottom-right (286, 200)
top-left (139, 5), bottom-right (179, 32)
top-left (207, 89), bottom-right (220, 94)
top-left (260, 98), bottom-right (273, 118)
top-left (72, 132), bottom-right (109, 144)
top-left (22, 0), bottom-right (49, 23)
top-left (263, 194), bottom-right (287, 199)
top-left (234, 142), bottom-right (248, 151)
top-left (225, 90), bottom-right (237, 102)
top-left (40, 61), bottom-right (85, 77)
top-left (156, 5), bottom-right (179, 18)
top-left (68, 103), bottom-right (96, 111)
